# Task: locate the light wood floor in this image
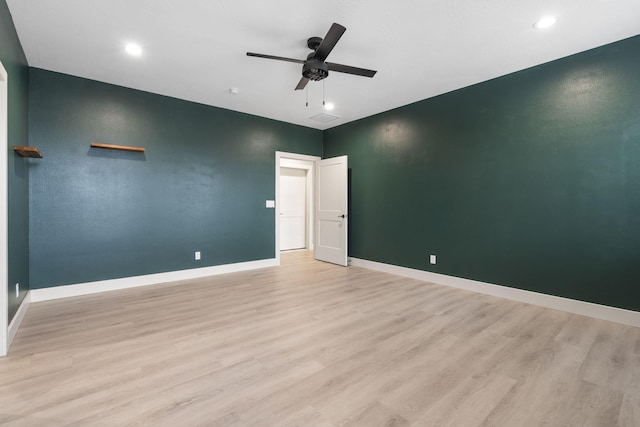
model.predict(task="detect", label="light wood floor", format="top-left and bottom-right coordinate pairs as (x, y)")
top-left (1, 251), bottom-right (639, 426)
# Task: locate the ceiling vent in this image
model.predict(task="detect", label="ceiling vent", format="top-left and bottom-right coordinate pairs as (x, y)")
top-left (309, 113), bottom-right (341, 123)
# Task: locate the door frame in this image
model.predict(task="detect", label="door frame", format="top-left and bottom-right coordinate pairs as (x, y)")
top-left (275, 151), bottom-right (321, 265)
top-left (1, 61), bottom-right (8, 356)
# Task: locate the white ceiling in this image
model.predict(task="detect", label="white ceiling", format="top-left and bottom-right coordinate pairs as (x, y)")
top-left (6, 0), bottom-right (640, 130)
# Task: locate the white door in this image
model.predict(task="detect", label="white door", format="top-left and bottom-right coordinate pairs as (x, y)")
top-left (315, 155), bottom-right (348, 266)
top-left (280, 167), bottom-right (307, 250)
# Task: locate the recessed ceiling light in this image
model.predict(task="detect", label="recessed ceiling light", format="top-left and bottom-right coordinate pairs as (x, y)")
top-left (533, 16), bottom-right (557, 30)
top-left (324, 102), bottom-right (335, 111)
top-left (125, 42), bottom-right (142, 56)
top-left (228, 88), bottom-right (240, 95)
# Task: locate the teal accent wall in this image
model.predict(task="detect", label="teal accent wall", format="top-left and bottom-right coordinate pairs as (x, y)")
top-left (1, 0), bottom-right (30, 323)
top-left (324, 35), bottom-right (640, 311)
top-left (28, 69), bottom-right (322, 288)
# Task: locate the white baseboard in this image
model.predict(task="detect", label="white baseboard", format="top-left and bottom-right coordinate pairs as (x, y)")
top-left (8, 291), bottom-right (31, 347)
top-left (30, 258), bottom-right (278, 302)
top-left (350, 258), bottom-right (640, 328)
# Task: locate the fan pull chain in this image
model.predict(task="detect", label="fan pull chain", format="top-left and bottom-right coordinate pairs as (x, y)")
top-left (322, 80), bottom-right (326, 108)
top-left (305, 85), bottom-right (308, 107)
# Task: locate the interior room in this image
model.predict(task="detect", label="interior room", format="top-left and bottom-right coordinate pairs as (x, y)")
top-left (1, 1), bottom-right (639, 425)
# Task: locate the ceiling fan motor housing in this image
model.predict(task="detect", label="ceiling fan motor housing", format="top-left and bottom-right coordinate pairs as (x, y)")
top-left (302, 59), bottom-right (329, 81)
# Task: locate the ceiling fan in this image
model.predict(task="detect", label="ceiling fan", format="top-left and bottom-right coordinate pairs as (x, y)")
top-left (247, 23), bottom-right (377, 90)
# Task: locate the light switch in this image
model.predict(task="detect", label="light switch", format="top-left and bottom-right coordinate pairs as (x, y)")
top-left (266, 200), bottom-right (275, 208)
top-left (430, 255), bottom-right (437, 265)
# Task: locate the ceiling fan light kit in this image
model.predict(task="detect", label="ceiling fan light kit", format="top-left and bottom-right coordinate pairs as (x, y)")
top-left (247, 22), bottom-right (377, 91)
top-left (302, 58), bottom-right (329, 82)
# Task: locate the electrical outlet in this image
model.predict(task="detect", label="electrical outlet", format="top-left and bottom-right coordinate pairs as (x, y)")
top-left (15, 283), bottom-right (19, 298)
top-left (429, 255), bottom-right (436, 265)
top-left (195, 251), bottom-right (201, 261)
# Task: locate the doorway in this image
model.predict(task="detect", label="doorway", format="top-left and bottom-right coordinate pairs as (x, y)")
top-left (275, 152), bottom-right (320, 265)
top-left (280, 167), bottom-right (308, 251)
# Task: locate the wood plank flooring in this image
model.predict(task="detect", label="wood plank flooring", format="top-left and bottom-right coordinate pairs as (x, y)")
top-left (1, 250), bottom-right (639, 426)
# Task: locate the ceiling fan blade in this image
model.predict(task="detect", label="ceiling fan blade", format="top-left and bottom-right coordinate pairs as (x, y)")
top-left (246, 52), bottom-right (305, 64)
top-left (327, 62), bottom-right (377, 78)
top-left (295, 77), bottom-right (310, 91)
top-left (313, 23), bottom-right (346, 61)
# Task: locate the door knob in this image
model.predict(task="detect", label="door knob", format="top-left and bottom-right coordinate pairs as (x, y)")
top-left (338, 214), bottom-right (346, 218)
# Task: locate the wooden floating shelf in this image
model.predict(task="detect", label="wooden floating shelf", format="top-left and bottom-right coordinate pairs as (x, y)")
top-left (13, 146), bottom-right (43, 158)
top-left (91, 142), bottom-right (145, 153)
